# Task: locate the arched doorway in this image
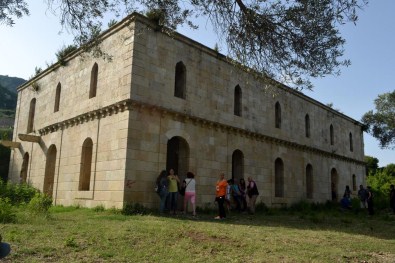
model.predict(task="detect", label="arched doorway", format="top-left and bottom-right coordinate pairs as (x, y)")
top-left (166, 137), bottom-right (190, 178)
top-left (44, 145), bottom-right (57, 197)
top-left (232, 150), bottom-right (244, 182)
top-left (330, 168), bottom-right (338, 201)
top-left (20, 152), bottom-right (29, 183)
top-left (166, 136), bottom-right (190, 210)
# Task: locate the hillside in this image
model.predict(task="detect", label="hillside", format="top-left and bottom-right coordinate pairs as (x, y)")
top-left (0, 83), bottom-right (17, 110)
top-left (0, 75), bottom-right (24, 127)
top-left (0, 75), bottom-right (26, 93)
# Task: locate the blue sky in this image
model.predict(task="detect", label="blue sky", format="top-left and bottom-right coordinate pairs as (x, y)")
top-left (0, 1), bottom-right (393, 167)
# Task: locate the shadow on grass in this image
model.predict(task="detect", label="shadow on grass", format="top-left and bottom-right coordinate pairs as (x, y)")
top-left (148, 203), bottom-right (395, 241)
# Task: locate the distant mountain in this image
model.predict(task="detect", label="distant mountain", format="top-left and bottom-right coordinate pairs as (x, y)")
top-left (0, 83), bottom-right (17, 110)
top-left (0, 75), bottom-right (26, 94)
top-left (0, 75), bottom-right (24, 127)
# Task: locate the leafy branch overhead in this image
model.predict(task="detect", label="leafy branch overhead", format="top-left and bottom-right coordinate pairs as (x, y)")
top-left (1, 0), bottom-right (368, 90)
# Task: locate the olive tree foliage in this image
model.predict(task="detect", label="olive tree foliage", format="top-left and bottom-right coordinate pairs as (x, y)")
top-left (1, 0), bottom-right (368, 90)
top-left (362, 90), bottom-right (395, 149)
top-left (364, 155), bottom-right (379, 176)
top-left (0, 0), bottom-right (29, 26)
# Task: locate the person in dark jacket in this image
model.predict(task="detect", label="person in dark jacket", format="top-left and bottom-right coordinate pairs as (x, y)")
top-left (247, 177), bottom-right (259, 214)
top-left (156, 170), bottom-right (169, 213)
top-left (357, 185), bottom-right (368, 209)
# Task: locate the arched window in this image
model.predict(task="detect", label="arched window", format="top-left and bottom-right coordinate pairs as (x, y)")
top-left (305, 114), bottom-right (310, 138)
top-left (44, 145), bottom-right (57, 197)
top-left (349, 132), bottom-right (353, 152)
top-left (174, 61), bottom-right (186, 99)
top-left (27, 98), bottom-right (36, 133)
top-left (54, 82), bottom-right (61, 112)
top-left (306, 164), bottom-right (313, 199)
top-left (234, 85), bottom-right (242, 116)
top-left (232, 150), bottom-right (244, 181)
top-left (79, 138), bottom-right (93, 191)
top-left (275, 102), bottom-right (281, 129)
top-left (275, 158), bottom-right (284, 197)
top-left (352, 174), bottom-right (356, 191)
top-left (89, 63), bottom-right (98, 98)
top-left (330, 124), bottom-right (334, 145)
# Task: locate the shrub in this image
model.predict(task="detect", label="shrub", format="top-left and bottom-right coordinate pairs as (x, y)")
top-left (92, 205), bottom-right (105, 212)
top-left (0, 197), bottom-right (16, 223)
top-left (196, 202), bottom-right (216, 214)
top-left (145, 9), bottom-right (165, 26)
top-left (56, 44), bottom-right (78, 65)
top-left (27, 193), bottom-right (52, 216)
top-left (107, 19), bottom-right (117, 28)
top-left (0, 179), bottom-right (39, 205)
top-left (122, 203), bottom-right (147, 215)
top-left (255, 201), bottom-right (269, 213)
top-left (308, 213), bottom-right (325, 224)
top-left (289, 200), bottom-right (311, 213)
top-left (64, 237), bottom-right (79, 248)
top-left (367, 171), bottom-right (395, 210)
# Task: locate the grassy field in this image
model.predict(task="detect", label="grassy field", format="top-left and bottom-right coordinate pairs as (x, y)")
top-left (1, 206), bottom-right (395, 263)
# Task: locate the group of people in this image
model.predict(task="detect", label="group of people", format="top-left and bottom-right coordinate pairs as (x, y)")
top-left (155, 170), bottom-right (260, 219)
top-left (340, 184), bottom-right (374, 214)
top-left (156, 170), bottom-right (395, 218)
top-left (156, 169), bottom-right (197, 216)
top-left (215, 173), bottom-right (259, 219)
top-left (341, 184), bottom-right (395, 215)
top-left (357, 185), bottom-right (374, 215)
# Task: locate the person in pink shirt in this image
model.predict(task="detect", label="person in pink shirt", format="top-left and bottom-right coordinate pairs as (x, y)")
top-left (183, 171), bottom-right (197, 216)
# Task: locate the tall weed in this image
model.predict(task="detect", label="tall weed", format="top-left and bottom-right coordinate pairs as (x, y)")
top-left (122, 203), bottom-right (148, 215)
top-left (0, 197), bottom-right (16, 223)
top-left (0, 179), bottom-right (39, 205)
top-left (27, 193), bottom-right (53, 216)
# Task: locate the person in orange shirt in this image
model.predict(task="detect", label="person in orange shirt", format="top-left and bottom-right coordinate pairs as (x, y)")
top-left (215, 172), bottom-right (228, 219)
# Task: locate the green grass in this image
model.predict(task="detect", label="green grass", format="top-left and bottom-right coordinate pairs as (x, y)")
top-left (1, 206), bottom-right (395, 262)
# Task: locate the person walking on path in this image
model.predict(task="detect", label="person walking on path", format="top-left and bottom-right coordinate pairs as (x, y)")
top-left (215, 172), bottom-right (228, 219)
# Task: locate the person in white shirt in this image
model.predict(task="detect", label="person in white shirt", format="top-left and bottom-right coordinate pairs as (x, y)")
top-left (183, 172), bottom-right (196, 216)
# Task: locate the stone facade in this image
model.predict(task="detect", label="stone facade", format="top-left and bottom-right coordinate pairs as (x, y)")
top-left (7, 13), bottom-right (365, 209)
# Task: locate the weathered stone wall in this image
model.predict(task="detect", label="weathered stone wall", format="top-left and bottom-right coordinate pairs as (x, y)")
top-left (130, 21), bottom-right (364, 161)
top-left (8, 14), bottom-right (365, 210)
top-left (126, 17), bottom-right (365, 208)
top-left (9, 21), bottom-right (134, 208)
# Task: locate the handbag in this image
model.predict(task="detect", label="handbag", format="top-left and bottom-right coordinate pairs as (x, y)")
top-left (179, 179), bottom-right (191, 196)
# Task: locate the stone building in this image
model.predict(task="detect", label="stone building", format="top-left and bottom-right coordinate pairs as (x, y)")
top-left (4, 13), bottom-right (365, 209)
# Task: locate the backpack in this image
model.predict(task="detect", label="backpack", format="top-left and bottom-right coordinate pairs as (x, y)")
top-left (155, 179), bottom-right (163, 194)
top-left (155, 182), bottom-right (160, 194)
